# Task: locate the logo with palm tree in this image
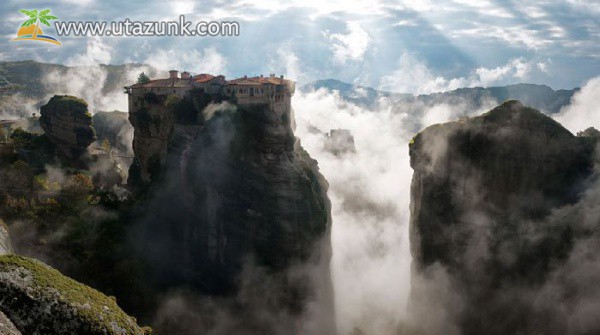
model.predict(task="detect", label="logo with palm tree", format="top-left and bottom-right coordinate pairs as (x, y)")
top-left (12, 9), bottom-right (61, 45)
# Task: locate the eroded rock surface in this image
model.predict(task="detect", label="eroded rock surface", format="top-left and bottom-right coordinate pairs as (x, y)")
top-left (39, 95), bottom-right (96, 160)
top-left (130, 90), bottom-right (334, 334)
top-left (127, 92), bottom-right (176, 188)
top-left (409, 100), bottom-right (600, 335)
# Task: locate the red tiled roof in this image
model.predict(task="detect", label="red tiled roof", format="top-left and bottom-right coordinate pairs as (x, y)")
top-left (193, 73), bottom-right (216, 83)
top-left (128, 74), bottom-right (292, 88)
top-left (226, 76), bottom-right (289, 85)
top-left (131, 78), bottom-right (191, 88)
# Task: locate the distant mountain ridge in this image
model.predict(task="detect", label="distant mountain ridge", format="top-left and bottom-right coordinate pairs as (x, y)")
top-left (302, 79), bottom-right (411, 107)
top-left (303, 78), bottom-right (578, 114)
top-left (0, 60), bottom-right (164, 119)
top-left (0, 61), bottom-right (579, 120)
top-left (0, 60), bottom-right (163, 99)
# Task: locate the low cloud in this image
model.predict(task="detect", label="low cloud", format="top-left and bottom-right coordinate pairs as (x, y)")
top-left (64, 37), bottom-right (113, 66)
top-left (291, 84), bottom-right (496, 334)
top-left (143, 46), bottom-right (227, 74)
top-left (380, 54), bottom-right (545, 94)
top-left (555, 76), bottom-right (600, 134)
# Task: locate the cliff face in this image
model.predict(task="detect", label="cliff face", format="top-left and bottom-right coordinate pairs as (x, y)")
top-left (127, 93), bottom-right (176, 187)
top-left (130, 91), bottom-right (334, 333)
top-left (181, 104), bottom-right (330, 271)
top-left (39, 95), bottom-right (96, 160)
top-left (409, 101), bottom-right (600, 334)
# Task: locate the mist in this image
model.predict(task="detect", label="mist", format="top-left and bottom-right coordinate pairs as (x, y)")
top-left (2, 44), bottom-right (598, 332)
top-left (290, 86), bottom-right (498, 334)
top-left (555, 76), bottom-right (600, 134)
top-left (290, 74), bottom-right (599, 334)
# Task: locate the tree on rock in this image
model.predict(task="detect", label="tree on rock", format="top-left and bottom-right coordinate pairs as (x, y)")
top-left (137, 72), bottom-right (150, 84)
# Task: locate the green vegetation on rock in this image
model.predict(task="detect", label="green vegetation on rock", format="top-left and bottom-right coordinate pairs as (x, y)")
top-left (137, 72), bottom-right (150, 84)
top-left (0, 254), bottom-right (151, 335)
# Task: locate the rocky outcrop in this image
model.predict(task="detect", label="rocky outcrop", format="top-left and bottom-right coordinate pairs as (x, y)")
top-left (127, 93), bottom-right (176, 188)
top-left (0, 220), bottom-right (12, 256)
top-left (409, 101), bottom-right (599, 334)
top-left (131, 92), bottom-right (334, 333)
top-left (181, 104), bottom-right (330, 273)
top-left (39, 95), bottom-right (96, 160)
top-left (0, 255), bottom-right (149, 335)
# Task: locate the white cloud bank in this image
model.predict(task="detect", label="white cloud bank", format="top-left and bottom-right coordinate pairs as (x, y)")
top-left (380, 54), bottom-right (546, 94)
top-left (555, 76), bottom-right (600, 133)
top-left (292, 83), bottom-right (498, 334)
top-left (143, 46), bottom-right (227, 74)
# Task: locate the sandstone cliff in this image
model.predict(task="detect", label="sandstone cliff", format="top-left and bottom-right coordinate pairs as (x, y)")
top-left (127, 92), bottom-right (176, 188)
top-left (409, 100), bottom-right (600, 334)
top-left (39, 95), bottom-right (96, 161)
top-left (129, 91), bottom-right (334, 334)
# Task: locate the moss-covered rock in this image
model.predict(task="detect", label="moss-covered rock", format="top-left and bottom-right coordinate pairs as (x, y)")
top-left (0, 255), bottom-right (150, 335)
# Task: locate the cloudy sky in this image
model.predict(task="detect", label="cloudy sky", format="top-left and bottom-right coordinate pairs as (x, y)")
top-left (1, 0), bottom-right (598, 93)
